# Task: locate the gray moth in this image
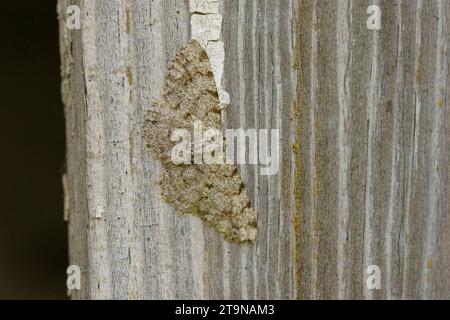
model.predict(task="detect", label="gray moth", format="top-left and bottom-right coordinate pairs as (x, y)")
top-left (143, 40), bottom-right (257, 242)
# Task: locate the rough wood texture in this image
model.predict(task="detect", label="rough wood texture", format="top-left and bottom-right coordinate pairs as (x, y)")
top-left (296, 0), bottom-right (449, 299)
top-left (59, 0), bottom-right (449, 299)
top-left (59, 0), bottom-right (296, 300)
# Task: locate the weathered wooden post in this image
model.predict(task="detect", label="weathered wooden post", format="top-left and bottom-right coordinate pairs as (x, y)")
top-left (59, 0), bottom-right (449, 299)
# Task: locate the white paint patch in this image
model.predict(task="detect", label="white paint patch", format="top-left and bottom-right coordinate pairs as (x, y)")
top-left (95, 205), bottom-right (104, 219)
top-left (189, 0), bottom-right (219, 14)
top-left (189, 0), bottom-right (230, 108)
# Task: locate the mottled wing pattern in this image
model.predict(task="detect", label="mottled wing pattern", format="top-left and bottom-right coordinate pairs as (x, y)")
top-left (144, 40), bottom-right (256, 242)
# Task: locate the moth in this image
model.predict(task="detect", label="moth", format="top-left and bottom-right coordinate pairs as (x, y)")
top-left (143, 40), bottom-right (257, 242)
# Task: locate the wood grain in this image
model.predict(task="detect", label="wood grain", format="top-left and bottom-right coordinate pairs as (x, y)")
top-left (59, 0), bottom-right (449, 299)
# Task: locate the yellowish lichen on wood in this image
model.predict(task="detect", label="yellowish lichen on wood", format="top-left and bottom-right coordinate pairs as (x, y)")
top-left (125, 8), bottom-right (131, 34)
top-left (293, 3), bottom-right (305, 299)
top-left (417, 45), bottom-right (424, 82)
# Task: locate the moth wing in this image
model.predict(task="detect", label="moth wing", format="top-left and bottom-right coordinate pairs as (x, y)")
top-left (144, 40), bottom-right (256, 242)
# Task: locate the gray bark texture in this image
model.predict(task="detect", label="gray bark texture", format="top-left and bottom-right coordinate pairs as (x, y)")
top-left (58, 0), bottom-right (450, 299)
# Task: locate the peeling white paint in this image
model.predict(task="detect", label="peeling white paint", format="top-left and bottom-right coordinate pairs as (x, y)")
top-left (95, 205), bottom-right (104, 219)
top-left (189, 0), bottom-right (229, 108)
top-left (189, 0), bottom-right (219, 14)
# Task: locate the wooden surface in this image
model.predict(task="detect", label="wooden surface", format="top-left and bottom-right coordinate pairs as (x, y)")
top-left (59, 0), bottom-right (449, 299)
top-left (296, 0), bottom-right (449, 299)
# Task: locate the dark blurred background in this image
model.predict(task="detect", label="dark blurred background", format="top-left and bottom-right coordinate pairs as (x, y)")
top-left (0, 1), bottom-right (67, 299)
